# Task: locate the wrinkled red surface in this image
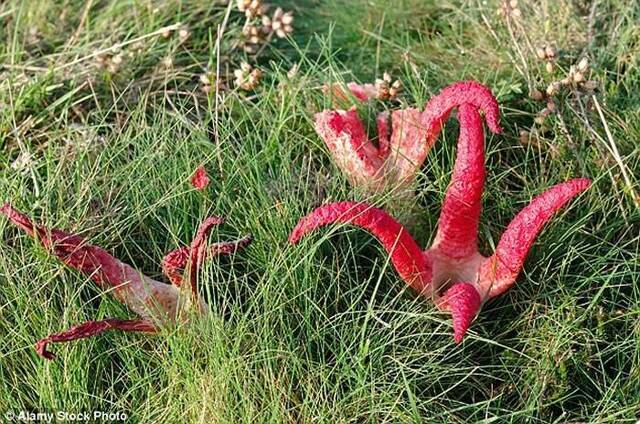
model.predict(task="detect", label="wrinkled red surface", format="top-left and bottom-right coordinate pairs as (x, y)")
top-left (422, 80), bottom-right (502, 140)
top-left (479, 178), bottom-right (592, 298)
top-left (1, 204), bottom-right (251, 360)
top-left (0, 203), bottom-right (179, 320)
top-left (291, 177), bottom-right (589, 341)
top-left (289, 201), bottom-right (431, 292)
top-left (384, 108), bottom-right (430, 186)
top-left (314, 108), bottom-right (386, 189)
top-left (314, 80), bottom-right (502, 193)
top-left (35, 319), bottom-right (156, 360)
top-left (191, 166), bottom-right (210, 190)
top-left (438, 282), bottom-right (482, 343)
top-left (296, 81), bottom-right (590, 342)
top-left (431, 103), bottom-right (485, 259)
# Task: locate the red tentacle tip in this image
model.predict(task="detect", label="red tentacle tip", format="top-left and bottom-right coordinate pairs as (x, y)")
top-left (569, 178), bottom-right (592, 191)
top-left (440, 283), bottom-right (482, 343)
top-left (35, 338), bottom-right (56, 360)
top-left (288, 222), bottom-right (305, 244)
top-left (191, 166), bottom-right (210, 190)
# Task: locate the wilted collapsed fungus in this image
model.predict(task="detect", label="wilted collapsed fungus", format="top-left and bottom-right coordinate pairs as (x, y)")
top-left (315, 80), bottom-right (501, 193)
top-left (0, 204), bottom-right (251, 359)
top-left (293, 82), bottom-right (590, 342)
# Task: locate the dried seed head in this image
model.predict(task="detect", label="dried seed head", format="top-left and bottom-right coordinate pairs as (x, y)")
top-left (238, 0), bottom-right (265, 19)
top-left (199, 70), bottom-right (225, 94)
top-left (161, 56), bottom-right (173, 69)
top-left (389, 79), bottom-right (403, 99)
top-left (545, 62), bottom-right (554, 74)
top-left (582, 80), bottom-right (598, 92)
top-left (535, 47), bottom-right (547, 60)
top-left (546, 82), bottom-right (561, 96)
top-left (26, 26), bottom-right (41, 45)
top-left (519, 130), bottom-right (529, 144)
top-left (200, 73), bottom-right (211, 85)
top-left (544, 45), bottom-right (556, 58)
top-left (160, 27), bottom-right (172, 38)
top-left (498, 1), bottom-right (518, 18)
top-left (546, 100), bottom-right (556, 112)
top-left (577, 57), bottom-right (589, 73)
top-left (234, 63), bottom-right (262, 90)
top-left (530, 88), bottom-right (544, 101)
top-left (287, 62), bottom-right (299, 79)
top-left (374, 72), bottom-right (402, 100)
top-left (244, 24), bottom-right (269, 45)
top-left (106, 54), bottom-right (124, 74)
top-left (264, 7), bottom-right (294, 38)
top-left (178, 25), bottom-right (191, 42)
top-left (95, 52), bottom-right (108, 68)
top-left (519, 129), bottom-right (541, 148)
top-left (131, 41), bottom-right (145, 54)
top-left (573, 71), bottom-right (584, 83)
top-left (534, 115), bottom-right (546, 125)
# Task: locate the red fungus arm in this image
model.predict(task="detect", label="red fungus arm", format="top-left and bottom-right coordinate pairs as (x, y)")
top-left (384, 108), bottom-right (430, 186)
top-left (376, 111), bottom-right (390, 158)
top-left (431, 104), bottom-right (485, 259)
top-left (161, 216), bottom-right (251, 293)
top-left (35, 318), bottom-right (156, 360)
top-left (289, 202), bottom-right (431, 292)
top-left (438, 282), bottom-right (482, 343)
top-left (187, 217), bottom-right (252, 298)
top-left (1, 203), bottom-right (181, 321)
top-left (479, 178), bottom-right (591, 298)
top-left (161, 234), bottom-right (252, 288)
top-left (161, 247), bottom-right (190, 286)
top-left (314, 109), bottom-right (387, 188)
top-left (422, 81), bottom-right (502, 143)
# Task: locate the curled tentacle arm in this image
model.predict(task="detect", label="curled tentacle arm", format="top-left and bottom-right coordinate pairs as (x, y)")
top-left (384, 108), bottom-right (430, 185)
top-left (431, 103), bottom-right (485, 259)
top-left (35, 318), bottom-right (156, 360)
top-left (314, 109), bottom-right (388, 187)
top-left (2, 205), bottom-right (250, 360)
top-left (161, 234), bottom-right (252, 287)
top-left (479, 178), bottom-right (591, 298)
top-left (289, 201), bottom-right (432, 293)
top-left (422, 80), bottom-right (502, 145)
top-left (1, 203), bottom-right (180, 321)
top-left (160, 216), bottom-right (252, 298)
top-left (161, 247), bottom-right (190, 286)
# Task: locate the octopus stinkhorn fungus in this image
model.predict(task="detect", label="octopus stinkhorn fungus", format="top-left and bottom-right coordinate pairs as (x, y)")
top-left (315, 80), bottom-right (501, 192)
top-left (0, 204), bottom-right (251, 359)
top-left (292, 87), bottom-right (591, 342)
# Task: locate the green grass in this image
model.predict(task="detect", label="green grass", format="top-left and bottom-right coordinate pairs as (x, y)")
top-left (1, 0), bottom-right (639, 422)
